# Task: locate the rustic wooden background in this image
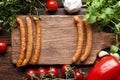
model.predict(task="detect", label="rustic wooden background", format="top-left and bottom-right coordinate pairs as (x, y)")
top-left (0, 0), bottom-right (113, 80)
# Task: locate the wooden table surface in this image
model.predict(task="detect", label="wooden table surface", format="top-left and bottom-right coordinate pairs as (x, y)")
top-left (0, 0), bottom-right (94, 80)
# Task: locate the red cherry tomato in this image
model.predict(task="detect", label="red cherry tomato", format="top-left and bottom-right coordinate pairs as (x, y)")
top-left (61, 64), bottom-right (74, 78)
top-left (47, 67), bottom-right (59, 77)
top-left (74, 69), bottom-right (84, 80)
top-left (26, 69), bottom-right (36, 79)
top-left (0, 41), bottom-right (7, 53)
top-left (36, 68), bottom-right (47, 78)
top-left (61, 64), bottom-right (72, 75)
top-left (46, 0), bottom-right (58, 11)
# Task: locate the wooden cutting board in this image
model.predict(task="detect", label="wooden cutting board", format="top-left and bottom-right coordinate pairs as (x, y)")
top-left (11, 15), bottom-right (114, 65)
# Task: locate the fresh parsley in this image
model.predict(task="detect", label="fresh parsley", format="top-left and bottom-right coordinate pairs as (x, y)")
top-left (0, 0), bottom-right (37, 32)
top-left (84, 0), bottom-right (120, 53)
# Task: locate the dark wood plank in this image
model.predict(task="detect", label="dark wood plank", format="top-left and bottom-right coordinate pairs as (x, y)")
top-left (0, 47), bottom-right (12, 64)
top-left (0, 47), bottom-right (23, 80)
top-left (0, 30), bottom-right (11, 45)
top-left (39, 8), bottom-right (86, 15)
top-left (11, 15), bottom-right (114, 65)
top-left (38, 0), bottom-right (86, 8)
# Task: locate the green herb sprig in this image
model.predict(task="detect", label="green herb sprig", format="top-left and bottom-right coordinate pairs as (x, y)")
top-left (84, 0), bottom-right (120, 53)
top-left (0, 0), bottom-right (38, 32)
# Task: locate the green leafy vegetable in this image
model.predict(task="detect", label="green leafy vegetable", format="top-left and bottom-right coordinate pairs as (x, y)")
top-left (0, 0), bottom-right (38, 32)
top-left (85, 0), bottom-right (120, 53)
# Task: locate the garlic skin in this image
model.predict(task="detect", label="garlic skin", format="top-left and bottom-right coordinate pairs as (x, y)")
top-left (63, 0), bottom-right (82, 13)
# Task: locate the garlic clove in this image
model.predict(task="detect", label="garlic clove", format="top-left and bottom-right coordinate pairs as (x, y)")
top-left (98, 50), bottom-right (109, 58)
top-left (110, 53), bottom-right (120, 60)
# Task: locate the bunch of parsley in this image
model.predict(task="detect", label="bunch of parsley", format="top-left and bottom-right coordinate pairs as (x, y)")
top-left (0, 0), bottom-right (37, 32)
top-left (84, 0), bottom-right (120, 53)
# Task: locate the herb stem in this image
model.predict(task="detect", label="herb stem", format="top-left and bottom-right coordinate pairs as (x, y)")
top-left (110, 20), bottom-right (116, 25)
top-left (113, 16), bottom-right (120, 22)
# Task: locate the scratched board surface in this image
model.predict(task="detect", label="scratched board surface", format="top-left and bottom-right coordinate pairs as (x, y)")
top-left (11, 15), bottom-right (114, 65)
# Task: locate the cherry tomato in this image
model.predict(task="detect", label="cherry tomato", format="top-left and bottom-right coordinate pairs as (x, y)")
top-left (36, 68), bottom-right (47, 78)
top-left (46, 0), bottom-right (58, 11)
top-left (61, 64), bottom-right (72, 75)
top-left (0, 41), bottom-right (7, 53)
top-left (61, 64), bottom-right (74, 79)
top-left (47, 67), bottom-right (59, 77)
top-left (26, 69), bottom-right (36, 79)
top-left (74, 69), bottom-right (84, 80)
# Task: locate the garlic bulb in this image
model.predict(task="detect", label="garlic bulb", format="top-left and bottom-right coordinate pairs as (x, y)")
top-left (63, 0), bottom-right (82, 13)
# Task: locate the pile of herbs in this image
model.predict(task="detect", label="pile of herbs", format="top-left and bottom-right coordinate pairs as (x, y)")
top-left (84, 0), bottom-right (120, 53)
top-left (0, 0), bottom-right (38, 32)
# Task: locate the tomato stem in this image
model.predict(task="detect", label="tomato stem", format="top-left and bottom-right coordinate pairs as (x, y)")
top-left (40, 78), bottom-right (43, 80)
top-left (36, 0), bottom-right (48, 11)
top-left (35, 76), bottom-right (39, 80)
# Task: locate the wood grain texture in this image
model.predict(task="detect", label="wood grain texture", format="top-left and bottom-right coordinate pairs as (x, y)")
top-left (11, 15), bottom-right (114, 65)
top-left (0, 31), bottom-right (11, 45)
top-left (0, 47), bottom-right (92, 80)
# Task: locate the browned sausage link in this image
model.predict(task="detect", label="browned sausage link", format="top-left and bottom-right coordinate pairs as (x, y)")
top-left (21, 17), bottom-right (33, 66)
top-left (80, 20), bottom-right (92, 62)
top-left (72, 16), bottom-right (84, 64)
top-left (16, 17), bottom-right (26, 67)
top-left (31, 16), bottom-right (41, 65)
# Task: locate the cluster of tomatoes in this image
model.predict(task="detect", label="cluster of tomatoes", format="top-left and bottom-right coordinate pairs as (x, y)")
top-left (25, 64), bottom-right (84, 80)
